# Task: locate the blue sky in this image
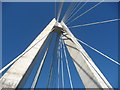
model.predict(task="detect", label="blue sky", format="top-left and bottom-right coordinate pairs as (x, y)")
top-left (2, 2), bottom-right (119, 88)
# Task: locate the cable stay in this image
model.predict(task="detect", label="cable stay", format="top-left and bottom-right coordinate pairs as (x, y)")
top-left (55, 0), bottom-right (57, 19)
top-left (0, 32), bottom-right (52, 74)
top-left (62, 39), bottom-right (73, 89)
top-left (57, 38), bottom-right (61, 88)
top-left (63, 0), bottom-right (82, 22)
top-left (66, 0), bottom-right (105, 25)
top-left (53, 36), bottom-right (62, 88)
top-left (65, 0), bottom-right (89, 23)
top-left (62, 0), bottom-right (76, 22)
top-left (31, 33), bottom-right (53, 88)
top-left (63, 0), bottom-right (81, 22)
top-left (47, 34), bottom-right (60, 88)
top-left (57, 0), bottom-right (64, 22)
top-left (62, 0), bottom-right (80, 22)
top-left (73, 37), bottom-right (120, 65)
top-left (60, 37), bottom-right (64, 88)
top-left (69, 18), bottom-right (120, 28)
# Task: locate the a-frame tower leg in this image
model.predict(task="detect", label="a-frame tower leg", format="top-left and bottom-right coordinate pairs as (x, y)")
top-left (0, 18), bottom-right (56, 88)
top-left (61, 21), bottom-right (113, 89)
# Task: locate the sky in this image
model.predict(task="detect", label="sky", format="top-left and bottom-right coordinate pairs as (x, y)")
top-left (2, 2), bottom-right (119, 88)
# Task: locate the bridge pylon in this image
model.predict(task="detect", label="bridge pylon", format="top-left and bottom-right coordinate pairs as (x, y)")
top-left (0, 18), bottom-right (113, 89)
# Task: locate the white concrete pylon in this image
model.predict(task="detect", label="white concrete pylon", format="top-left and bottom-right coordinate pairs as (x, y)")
top-left (0, 18), bottom-right (113, 89)
top-left (61, 21), bottom-right (113, 89)
top-left (0, 18), bottom-right (57, 88)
